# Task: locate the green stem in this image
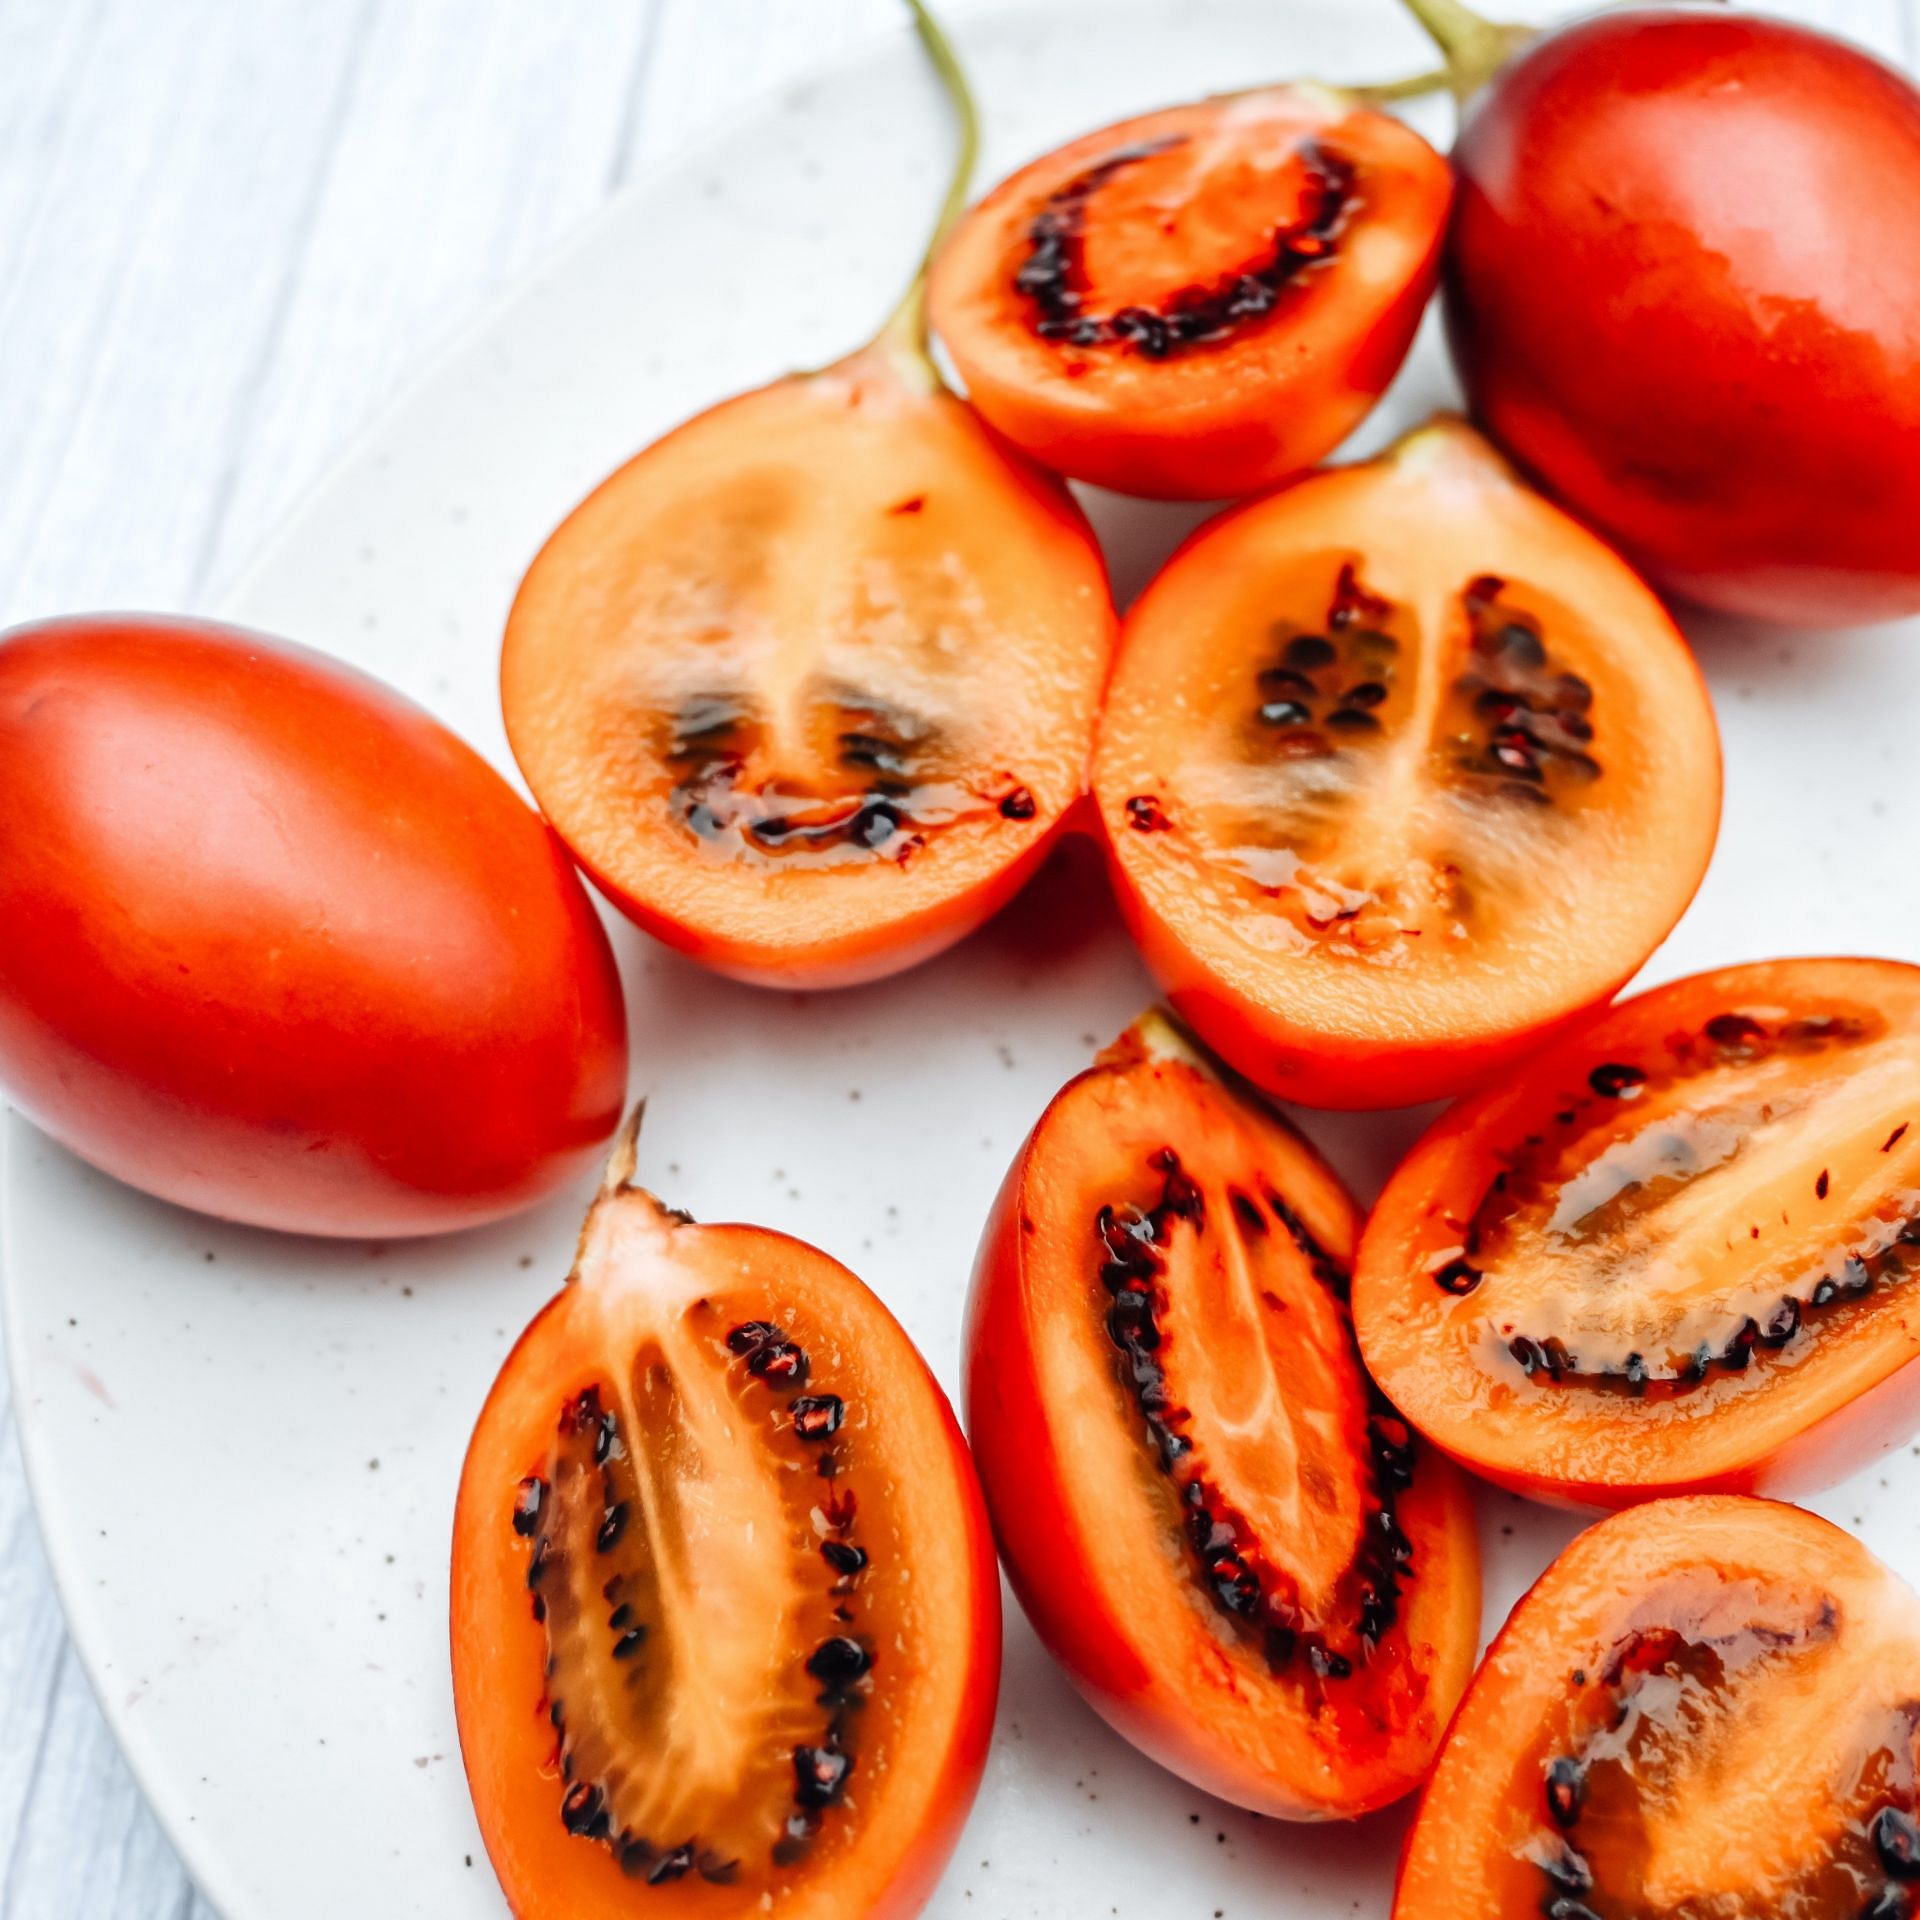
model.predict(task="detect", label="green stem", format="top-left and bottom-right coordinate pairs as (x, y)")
top-left (1395, 0), bottom-right (1534, 101)
top-left (875, 0), bottom-right (980, 376)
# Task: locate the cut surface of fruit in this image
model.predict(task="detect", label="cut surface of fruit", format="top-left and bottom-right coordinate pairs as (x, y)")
top-left (930, 85), bottom-right (1451, 499)
top-left (1396, 1497), bottom-right (1920, 1920)
top-left (1091, 418), bottom-right (1721, 1110)
top-left (1355, 958), bottom-right (1920, 1505)
top-left (502, 345), bottom-right (1116, 987)
top-left (452, 1123), bottom-right (1000, 1919)
top-left (965, 1010), bottom-right (1480, 1819)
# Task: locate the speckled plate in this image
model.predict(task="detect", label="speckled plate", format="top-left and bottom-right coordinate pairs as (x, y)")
top-left (7, 1), bottom-right (1920, 1914)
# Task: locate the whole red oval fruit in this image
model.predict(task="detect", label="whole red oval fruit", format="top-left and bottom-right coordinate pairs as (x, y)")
top-left (0, 616), bottom-right (629, 1237)
top-left (1443, 8), bottom-right (1920, 627)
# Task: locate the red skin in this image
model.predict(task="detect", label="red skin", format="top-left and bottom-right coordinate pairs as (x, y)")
top-left (0, 616), bottom-right (628, 1237)
top-left (1445, 9), bottom-right (1920, 627)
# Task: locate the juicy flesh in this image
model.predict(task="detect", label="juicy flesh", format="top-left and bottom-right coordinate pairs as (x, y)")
top-left (1507, 1572), bottom-right (1920, 1918)
top-left (523, 1268), bottom-right (873, 1883)
top-left (1452, 1005), bottom-right (1920, 1391)
top-left (1096, 1136), bottom-right (1405, 1682)
top-left (1141, 557), bottom-right (1608, 969)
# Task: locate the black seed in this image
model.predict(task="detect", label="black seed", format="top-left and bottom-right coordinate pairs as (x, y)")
top-left (1509, 1335), bottom-right (1544, 1376)
top-left (648, 1846), bottom-right (694, 1885)
top-left (1285, 634), bottom-right (1336, 671)
top-left (1344, 681), bottom-right (1387, 708)
top-left (791, 1394), bottom-right (845, 1441)
top-left (1844, 1254), bottom-right (1875, 1295)
top-left (561, 1782), bottom-right (604, 1836)
top-left (727, 1320), bottom-right (782, 1355)
top-left (527, 1537), bottom-right (550, 1590)
top-left (1545, 1756), bottom-right (1585, 1829)
top-left (999, 786), bottom-right (1036, 821)
top-left (821, 1540), bottom-right (868, 1577)
top-left (1705, 1011), bottom-right (1768, 1049)
top-left (850, 798), bottom-right (901, 850)
top-left (1328, 707), bottom-right (1381, 733)
top-left (1588, 1062), bottom-right (1647, 1099)
top-left (1258, 667), bottom-right (1317, 698)
top-left (616, 1835), bottom-right (654, 1879)
top-left (1546, 1903), bottom-right (1603, 1920)
top-left (1877, 1807), bottom-right (1920, 1879)
top-left (1813, 1277), bottom-right (1839, 1309)
top-left (1863, 1887), bottom-right (1910, 1920)
top-left (1762, 1299), bottom-right (1801, 1346)
top-left (793, 1746), bottom-right (852, 1808)
top-left (609, 1603), bottom-right (633, 1630)
top-left (748, 1341), bottom-right (809, 1387)
top-left (697, 1853), bottom-right (741, 1886)
top-left (1497, 622), bottom-right (1547, 669)
top-left (1624, 1352), bottom-right (1648, 1395)
top-left (594, 1411), bottom-right (619, 1465)
top-left (1543, 1845), bottom-right (1593, 1896)
top-left (1126, 794), bottom-right (1171, 832)
top-left (1258, 699), bottom-right (1312, 728)
top-left (512, 1478), bottom-right (547, 1536)
top-left (596, 1502), bottom-right (630, 1553)
top-left (1308, 1644), bottom-right (1352, 1680)
top-left (1556, 673), bottom-right (1593, 711)
top-left (806, 1636), bottom-right (873, 1686)
top-left (613, 1627), bottom-right (646, 1660)
top-left (1434, 1258), bottom-right (1482, 1297)
top-left (1816, 1168), bottom-right (1832, 1200)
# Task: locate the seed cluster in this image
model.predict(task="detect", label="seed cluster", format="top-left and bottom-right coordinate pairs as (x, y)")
top-left (515, 1326), bottom-right (874, 1889)
top-left (1096, 1147), bottom-right (1416, 1680)
top-left (1253, 562), bottom-right (1401, 752)
top-left (1527, 1616), bottom-right (1918, 1920)
top-left (1016, 134), bottom-right (1355, 360)
top-left (1448, 576), bottom-right (1598, 803)
top-left (1435, 1004), bottom-right (1901, 1397)
top-left (665, 693), bottom-right (1031, 863)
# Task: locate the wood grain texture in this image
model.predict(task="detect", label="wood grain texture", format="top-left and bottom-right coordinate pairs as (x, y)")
top-left (0, 0), bottom-right (1913, 1912)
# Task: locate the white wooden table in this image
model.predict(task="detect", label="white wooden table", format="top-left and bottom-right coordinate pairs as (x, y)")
top-left (1, 0), bottom-right (1914, 1911)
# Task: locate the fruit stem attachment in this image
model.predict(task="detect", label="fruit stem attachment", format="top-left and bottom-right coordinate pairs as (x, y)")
top-left (1394, 0), bottom-right (1535, 102)
top-left (874, 0), bottom-right (980, 384)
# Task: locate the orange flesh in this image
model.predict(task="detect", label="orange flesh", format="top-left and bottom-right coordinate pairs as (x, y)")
top-left (1356, 959), bottom-right (1920, 1504)
top-left (502, 345), bottom-right (1116, 986)
top-left (1092, 420), bottom-right (1721, 1109)
top-left (967, 1014), bottom-right (1480, 1817)
top-left (453, 1173), bottom-right (998, 1919)
top-left (930, 87), bottom-right (1452, 499)
top-left (1396, 1498), bottom-right (1920, 1919)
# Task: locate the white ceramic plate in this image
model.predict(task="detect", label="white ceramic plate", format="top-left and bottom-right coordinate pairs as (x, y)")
top-left (9, 1), bottom-right (1920, 1914)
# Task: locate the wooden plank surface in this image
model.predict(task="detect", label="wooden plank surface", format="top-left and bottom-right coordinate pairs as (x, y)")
top-left (0, 0), bottom-right (1914, 1911)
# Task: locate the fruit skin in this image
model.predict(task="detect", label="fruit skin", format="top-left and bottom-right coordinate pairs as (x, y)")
top-left (1091, 419), bottom-right (1722, 1111)
top-left (1445, 8), bottom-right (1920, 627)
top-left (1354, 957), bottom-right (1920, 1507)
top-left (1393, 1496), bottom-right (1920, 1918)
top-left (0, 615), bottom-right (628, 1237)
top-left (453, 1136), bottom-right (1001, 1920)
top-left (930, 86), bottom-right (1451, 500)
top-left (964, 1013), bottom-right (1480, 1819)
top-left (501, 344), bottom-right (1116, 990)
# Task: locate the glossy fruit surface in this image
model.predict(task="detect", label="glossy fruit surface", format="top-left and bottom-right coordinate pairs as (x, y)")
top-left (0, 615), bottom-right (627, 1237)
top-left (1356, 958), bottom-right (1920, 1507)
top-left (1396, 1496), bottom-right (1920, 1919)
top-left (1092, 418), bottom-right (1720, 1111)
top-left (453, 1124), bottom-right (999, 1919)
top-left (1444, 7), bottom-right (1920, 626)
top-left (502, 344), bottom-right (1116, 989)
top-left (965, 1011), bottom-right (1479, 1818)
top-left (930, 85), bottom-right (1451, 500)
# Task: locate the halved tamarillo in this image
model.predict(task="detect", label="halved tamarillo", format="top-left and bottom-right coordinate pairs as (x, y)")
top-left (1355, 958), bottom-right (1920, 1507)
top-left (1091, 417), bottom-right (1721, 1111)
top-left (929, 82), bottom-right (1452, 499)
top-left (501, 5), bottom-right (1115, 988)
top-left (452, 1118), bottom-right (1000, 1919)
top-left (965, 1010), bottom-right (1480, 1818)
top-left (1397, 1496), bottom-right (1920, 1919)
